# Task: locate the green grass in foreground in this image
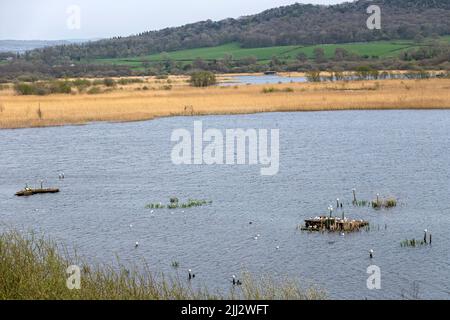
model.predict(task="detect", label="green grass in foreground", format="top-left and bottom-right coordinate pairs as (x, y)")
top-left (0, 231), bottom-right (325, 300)
top-left (92, 37), bottom-right (450, 68)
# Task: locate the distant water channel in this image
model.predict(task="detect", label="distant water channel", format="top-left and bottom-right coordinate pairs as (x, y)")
top-left (221, 73), bottom-right (435, 86)
top-left (1, 110), bottom-right (449, 299)
top-left (221, 74), bottom-right (308, 85)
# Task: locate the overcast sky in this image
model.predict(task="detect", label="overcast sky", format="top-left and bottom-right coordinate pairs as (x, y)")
top-left (0, 0), bottom-right (348, 40)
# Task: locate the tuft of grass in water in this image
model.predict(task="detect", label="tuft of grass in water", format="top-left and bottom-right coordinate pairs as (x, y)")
top-left (372, 197), bottom-right (398, 209)
top-left (146, 198), bottom-right (212, 210)
top-left (400, 239), bottom-right (429, 248)
top-left (384, 198), bottom-right (397, 208)
top-left (168, 203), bottom-right (179, 209)
top-left (353, 200), bottom-right (369, 207)
top-left (145, 203), bottom-right (165, 209)
top-left (0, 230), bottom-right (326, 300)
top-left (179, 199), bottom-right (212, 208)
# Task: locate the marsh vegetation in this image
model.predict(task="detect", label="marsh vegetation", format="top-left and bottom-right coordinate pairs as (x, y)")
top-left (0, 230), bottom-right (325, 300)
top-left (1, 77), bottom-right (449, 129)
top-left (146, 198), bottom-right (212, 210)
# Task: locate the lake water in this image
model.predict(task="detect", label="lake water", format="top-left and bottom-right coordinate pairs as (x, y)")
top-left (222, 75), bottom-right (307, 85)
top-left (222, 73), bottom-right (429, 86)
top-left (1, 110), bottom-right (449, 299)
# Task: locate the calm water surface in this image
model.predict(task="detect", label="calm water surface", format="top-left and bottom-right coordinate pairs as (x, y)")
top-left (222, 74), bottom-right (307, 85)
top-left (1, 110), bottom-right (449, 299)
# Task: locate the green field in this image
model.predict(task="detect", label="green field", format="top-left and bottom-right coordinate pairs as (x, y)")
top-left (93, 37), bottom-right (450, 69)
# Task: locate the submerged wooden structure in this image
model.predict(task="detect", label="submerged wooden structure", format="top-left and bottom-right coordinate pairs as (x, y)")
top-left (15, 188), bottom-right (60, 197)
top-left (301, 216), bottom-right (369, 232)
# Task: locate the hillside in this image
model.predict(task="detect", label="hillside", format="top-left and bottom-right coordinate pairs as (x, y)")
top-left (26, 0), bottom-right (450, 63)
top-left (1, 0), bottom-right (449, 79)
top-left (95, 39), bottom-right (448, 69)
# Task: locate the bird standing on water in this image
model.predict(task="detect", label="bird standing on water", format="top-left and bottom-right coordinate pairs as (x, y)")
top-left (232, 275), bottom-right (242, 286)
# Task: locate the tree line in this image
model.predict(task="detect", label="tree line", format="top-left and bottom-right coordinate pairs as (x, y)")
top-left (10, 0), bottom-right (450, 64)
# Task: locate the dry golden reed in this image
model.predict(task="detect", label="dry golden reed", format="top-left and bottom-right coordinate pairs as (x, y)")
top-left (0, 78), bottom-right (449, 129)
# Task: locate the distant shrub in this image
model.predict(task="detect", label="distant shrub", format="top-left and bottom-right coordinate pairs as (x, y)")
top-left (87, 87), bottom-right (102, 95)
top-left (14, 83), bottom-right (36, 95)
top-left (306, 71), bottom-right (321, 82)
top-left (262, 87), bottom-right (277, 93)
top-left (16, 75), bottom-right (39, 83)
top-left (118, 78), bottom-right (144, 85)
top-left (72, 79), bottom-right (92, 92)
top-left (0, 84), bottom-right (9, 91)
top-left (334, 71), bottom-right (345, 81)
top-left (262, 87), bottom-right (294, 94)
top-left (72, 79), bottom-right (92, 87)
top-left (404, 70), bottom-right (431, 79)
top-left (103, 78), bottom-right (116, 87)
top-left (14, 81), bottom-right (72, 95)
top-left (49, 81), bottom-right (72, 94)
top-left (155, 75), bottom-right (168, 80)
top-left (161, 85), bottom-right (172, 90)
top-left (189, 71), bottom-right (216, 87)
top-left (92, 79), bottom-right (104, 86)
top-left (354, 66), bottom-right (379, 80)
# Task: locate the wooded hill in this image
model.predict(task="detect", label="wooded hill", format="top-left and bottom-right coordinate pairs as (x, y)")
top-left (24, 0), bottom-right (450, 63)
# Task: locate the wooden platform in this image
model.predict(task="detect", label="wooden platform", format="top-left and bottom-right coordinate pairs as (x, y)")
top-left (15, 188), bottom-right (60, 197)
top-left (301, 216), bottom-right (369, 232)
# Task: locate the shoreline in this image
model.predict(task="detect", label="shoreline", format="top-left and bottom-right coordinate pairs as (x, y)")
top-left (2, 107), bottom-right (450, 132)
top-left (1, 78), bottom-right (449, 130)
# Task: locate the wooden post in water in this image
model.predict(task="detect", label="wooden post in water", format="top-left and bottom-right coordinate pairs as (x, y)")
top-left (352, 189), bottom-right (357, 203)
top-left (424, 229), bottom-right (428, 244)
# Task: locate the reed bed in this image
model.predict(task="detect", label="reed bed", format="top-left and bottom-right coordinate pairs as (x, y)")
top-left (0, 78), bottom-right (449, 129)
top-left (372, 198), bottom-right (398, 209)
top-left (146, 198), bottom-right (212, 209)
top-left (0, 230), bottom-right (325, 300)
top-left (400, 239), bottom-right (429, 248)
